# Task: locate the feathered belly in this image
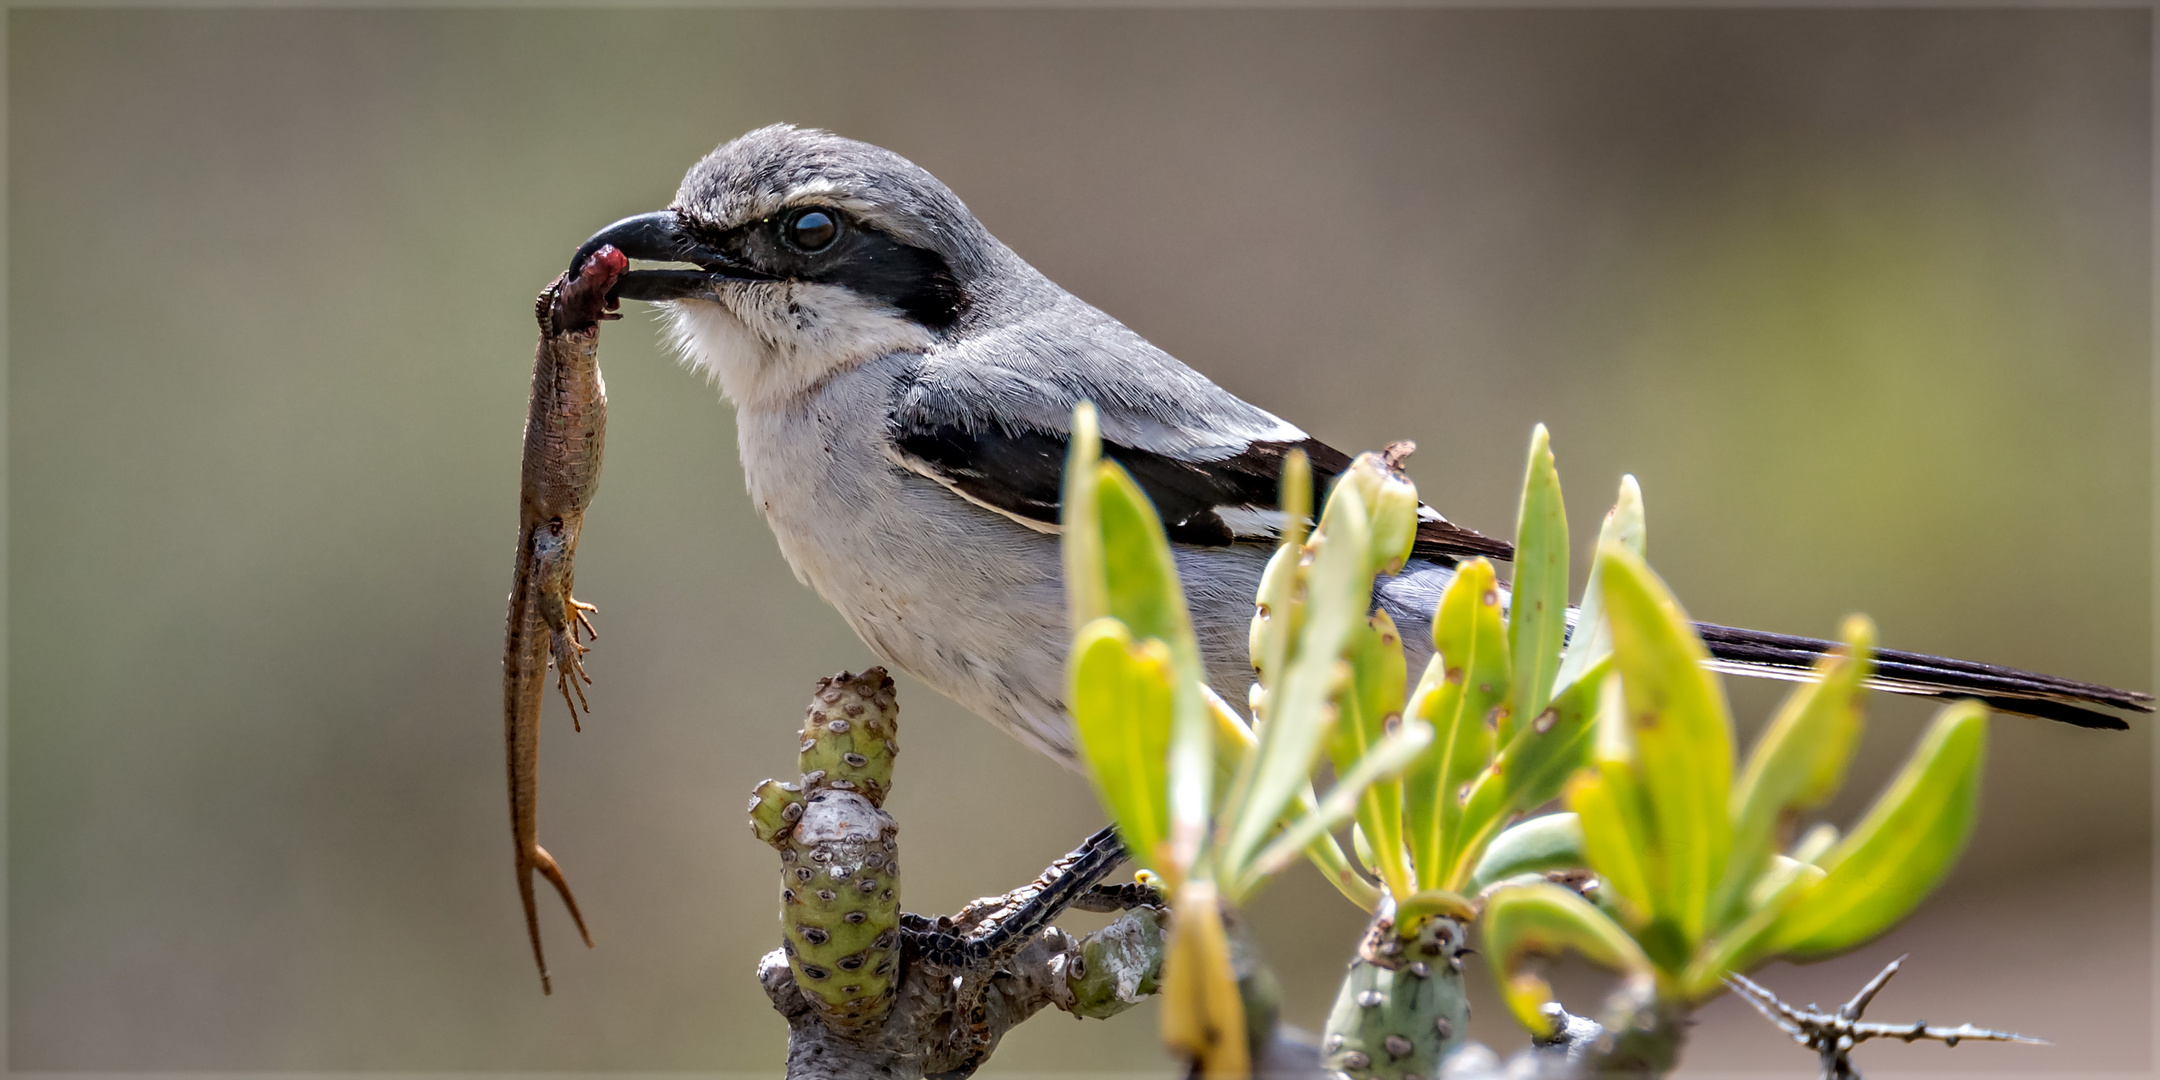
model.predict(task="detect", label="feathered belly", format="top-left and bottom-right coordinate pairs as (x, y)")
top-left (752, 451), bottom-right (1082, 761)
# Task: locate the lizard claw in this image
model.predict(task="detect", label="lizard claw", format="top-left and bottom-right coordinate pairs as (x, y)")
top-left (570, 598), bottom-right (598, 644)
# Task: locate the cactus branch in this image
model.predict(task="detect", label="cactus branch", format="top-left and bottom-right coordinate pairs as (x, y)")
top-left (757, 671), bottom-right (1184, 1079)
top-left (1724, 957), bottom-right (2044, 1080)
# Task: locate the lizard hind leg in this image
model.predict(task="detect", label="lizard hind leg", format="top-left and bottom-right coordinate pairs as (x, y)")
top-left (550, 605), bottom-right (596, 730)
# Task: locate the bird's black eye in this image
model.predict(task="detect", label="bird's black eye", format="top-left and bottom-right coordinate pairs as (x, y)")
top-left (785, 208), bottom-right (840, 253)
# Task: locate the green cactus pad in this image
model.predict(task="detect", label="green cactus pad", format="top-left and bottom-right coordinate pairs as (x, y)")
top-left (1322, 911), bottom-right (1471, 1080)
top-left (755, 669), bottom-right (905, 1037)
top-left (799, 669), bottom-right (899, 805)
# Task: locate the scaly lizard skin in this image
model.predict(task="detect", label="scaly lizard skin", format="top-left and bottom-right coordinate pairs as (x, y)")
top-left (505, 244), bottom-right (625, 993)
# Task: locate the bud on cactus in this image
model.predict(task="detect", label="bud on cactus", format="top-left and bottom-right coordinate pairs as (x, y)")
top-left (1322, 907), bottom-right (1471, 1080)
top-left (1248, 542), bottom-right (1301, 675)
top-left (1065, 906), bottom-right (1168, 1020)
top-left (753, 669), bottom-right (903, 1037)
top-left (748, 779), bottom-right (804, 845)
top-left (1356, 443), bottom-right (1421, 576)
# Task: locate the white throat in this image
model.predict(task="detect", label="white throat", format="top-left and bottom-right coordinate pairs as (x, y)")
top-left (660, 284), bottom-right (934, 410)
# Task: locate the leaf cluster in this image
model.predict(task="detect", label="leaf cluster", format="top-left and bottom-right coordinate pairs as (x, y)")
top-left (1483, 550), bottom-right (1989, 1033)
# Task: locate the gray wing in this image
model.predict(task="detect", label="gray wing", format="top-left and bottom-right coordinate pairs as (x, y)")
top-left (885, 310), bottom-right (1513, 559)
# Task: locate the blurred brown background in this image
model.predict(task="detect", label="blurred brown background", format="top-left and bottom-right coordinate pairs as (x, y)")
top-left (9, 9), bottom-right (2148, 1074)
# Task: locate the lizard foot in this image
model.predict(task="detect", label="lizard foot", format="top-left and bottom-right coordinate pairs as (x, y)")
top-left (552, 618), bottom-right (594, 730)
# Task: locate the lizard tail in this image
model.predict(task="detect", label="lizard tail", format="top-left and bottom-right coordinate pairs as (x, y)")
top-left (519, 844), bottom-right (593, 996)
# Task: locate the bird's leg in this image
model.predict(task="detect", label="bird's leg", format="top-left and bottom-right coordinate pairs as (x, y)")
top-left (1068, 879), bottom-right (1171, 914)
top-left (899, 825), bottom-right (1153, 1076)
top-left (901, 825), bottom-right (1136, 968)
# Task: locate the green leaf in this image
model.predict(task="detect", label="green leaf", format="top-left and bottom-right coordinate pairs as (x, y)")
top-left (1768, 702), bottom-right (1988, 960)
top-left (1494, 654), bottom-right (1611, 817)
top-left (1295, 799), bottom-right (1383, 912)
top-left (1069, 618), bottom-right (1173, 870)
top-left (1507, 424), bottom-right (1569, 744)
top-left (1448, 656), bottom-right (1609, 890)
top-left (1095, 462), bottom-right (1197, 659)
top-left (1091, 460), bottom-right (1213, 874)
top-left (1330, 611), bottom-right (1415, 898)
top-left (1683, 855), bottom-right (1826, 997)
top-left (1060, 402), bottom-right (1109, 629)
top-left (1159, 880), bottom-right (1250, 1075)
top-left (1208, 688), bottom-right (1377, 910)
top-left (1552, 475), bottom-right (1644, 695)
top-left (1351, 823), bottom-right (1378, 877)
top-left (1566, 759), bottom-right (1655, 926)
top-left (1482, 882), bottom-right (1656, 1036)
top-left (1718, 615), bottom-right (1873, 925)
top-left (1246, 718), bottom-right (1434, 888)
top-left (1248, 451), bottom-right (1313, 679)
top-left (1396, 889), bottom-right (1479, 928)
top-left (1404, 558), bottom-right (1511, 891)
top-left (1598, 544), bottom-right (1732, 946)
top-left (1468, 813), bottom-right (1587, 892)
top-left (1219, 481), bottom-right (1372, 887)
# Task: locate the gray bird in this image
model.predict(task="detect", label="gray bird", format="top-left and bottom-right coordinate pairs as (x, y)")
top-left (569, 124), bottom-right (2147, 764)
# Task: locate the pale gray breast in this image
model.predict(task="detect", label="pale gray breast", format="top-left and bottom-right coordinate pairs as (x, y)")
top-left (734, 356), bottom-right (1082, 761)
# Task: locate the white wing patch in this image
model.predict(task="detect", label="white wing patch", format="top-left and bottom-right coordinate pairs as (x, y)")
top-left (885, 445), bottom-right (1063, 534)
top-left (1215, 505), bottom-right (1295, 540)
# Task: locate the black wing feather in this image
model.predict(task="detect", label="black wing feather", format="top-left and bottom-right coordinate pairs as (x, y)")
top-left (890, 418), bottom-right (1512, 559)
top-left (1697, 622), bottom-right (2149, 728)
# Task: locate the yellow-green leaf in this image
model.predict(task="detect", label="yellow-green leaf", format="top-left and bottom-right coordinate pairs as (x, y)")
top-left (1508, 424), bottom-right (1569, 743)
top-left (1468, 813), bottom-right (1587, 892)
top-left (1219, 482), bottom-right (1372, 885)
top-left (1482, 882), bottom-right (1656, 1036)
top-left (1483, 654), bottom-right (1612, 823)
top-left (1552, 475), bottom-right (1644, 695)
top-left (1209, 687), bottom-right (1377, 910)
top-left (1719, 615), bottom-right (1873, 924)
top-left (1565, 760), bottom-right (1654, 926)
top-left (1092, 461), bottom-right (1214, 875)
top-left (1246, 718), bottom-right (1433, 888)
top-left (1069, 619), bottom-right (1173, 871)
top-left (1683, 855), bottom-right (1825, 998)
top-left (1598, 545), bottom-right (1732, 945)
top-left (1248, 450), bottom-right (1312, 680)
top-left (1443, 654), bottom-right (1604, 894)
top-left (1404, 558), bottom-right (1510, 891)
top-left (1330, 611), bottom-right (1414, 898)
top-left (1159, 880), bottom-right (1249, 1077)
top-left (1768, 703), bottom-right (1987, 960)
top-left (1060, 402), bottom-right (1109, 629)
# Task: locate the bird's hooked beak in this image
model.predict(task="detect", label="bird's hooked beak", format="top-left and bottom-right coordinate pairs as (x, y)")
top-left (569, 211), bottom-right (775, 304)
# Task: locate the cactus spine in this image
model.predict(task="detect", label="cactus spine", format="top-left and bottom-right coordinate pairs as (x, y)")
top-left (749, 668), bottom-right (902, 1037)
top-left (1323, 905), bottom-right (1471, 1079)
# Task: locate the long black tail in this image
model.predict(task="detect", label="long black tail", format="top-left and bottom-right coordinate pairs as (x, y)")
top-left (1696, 623), bottom-right (2150, 731)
